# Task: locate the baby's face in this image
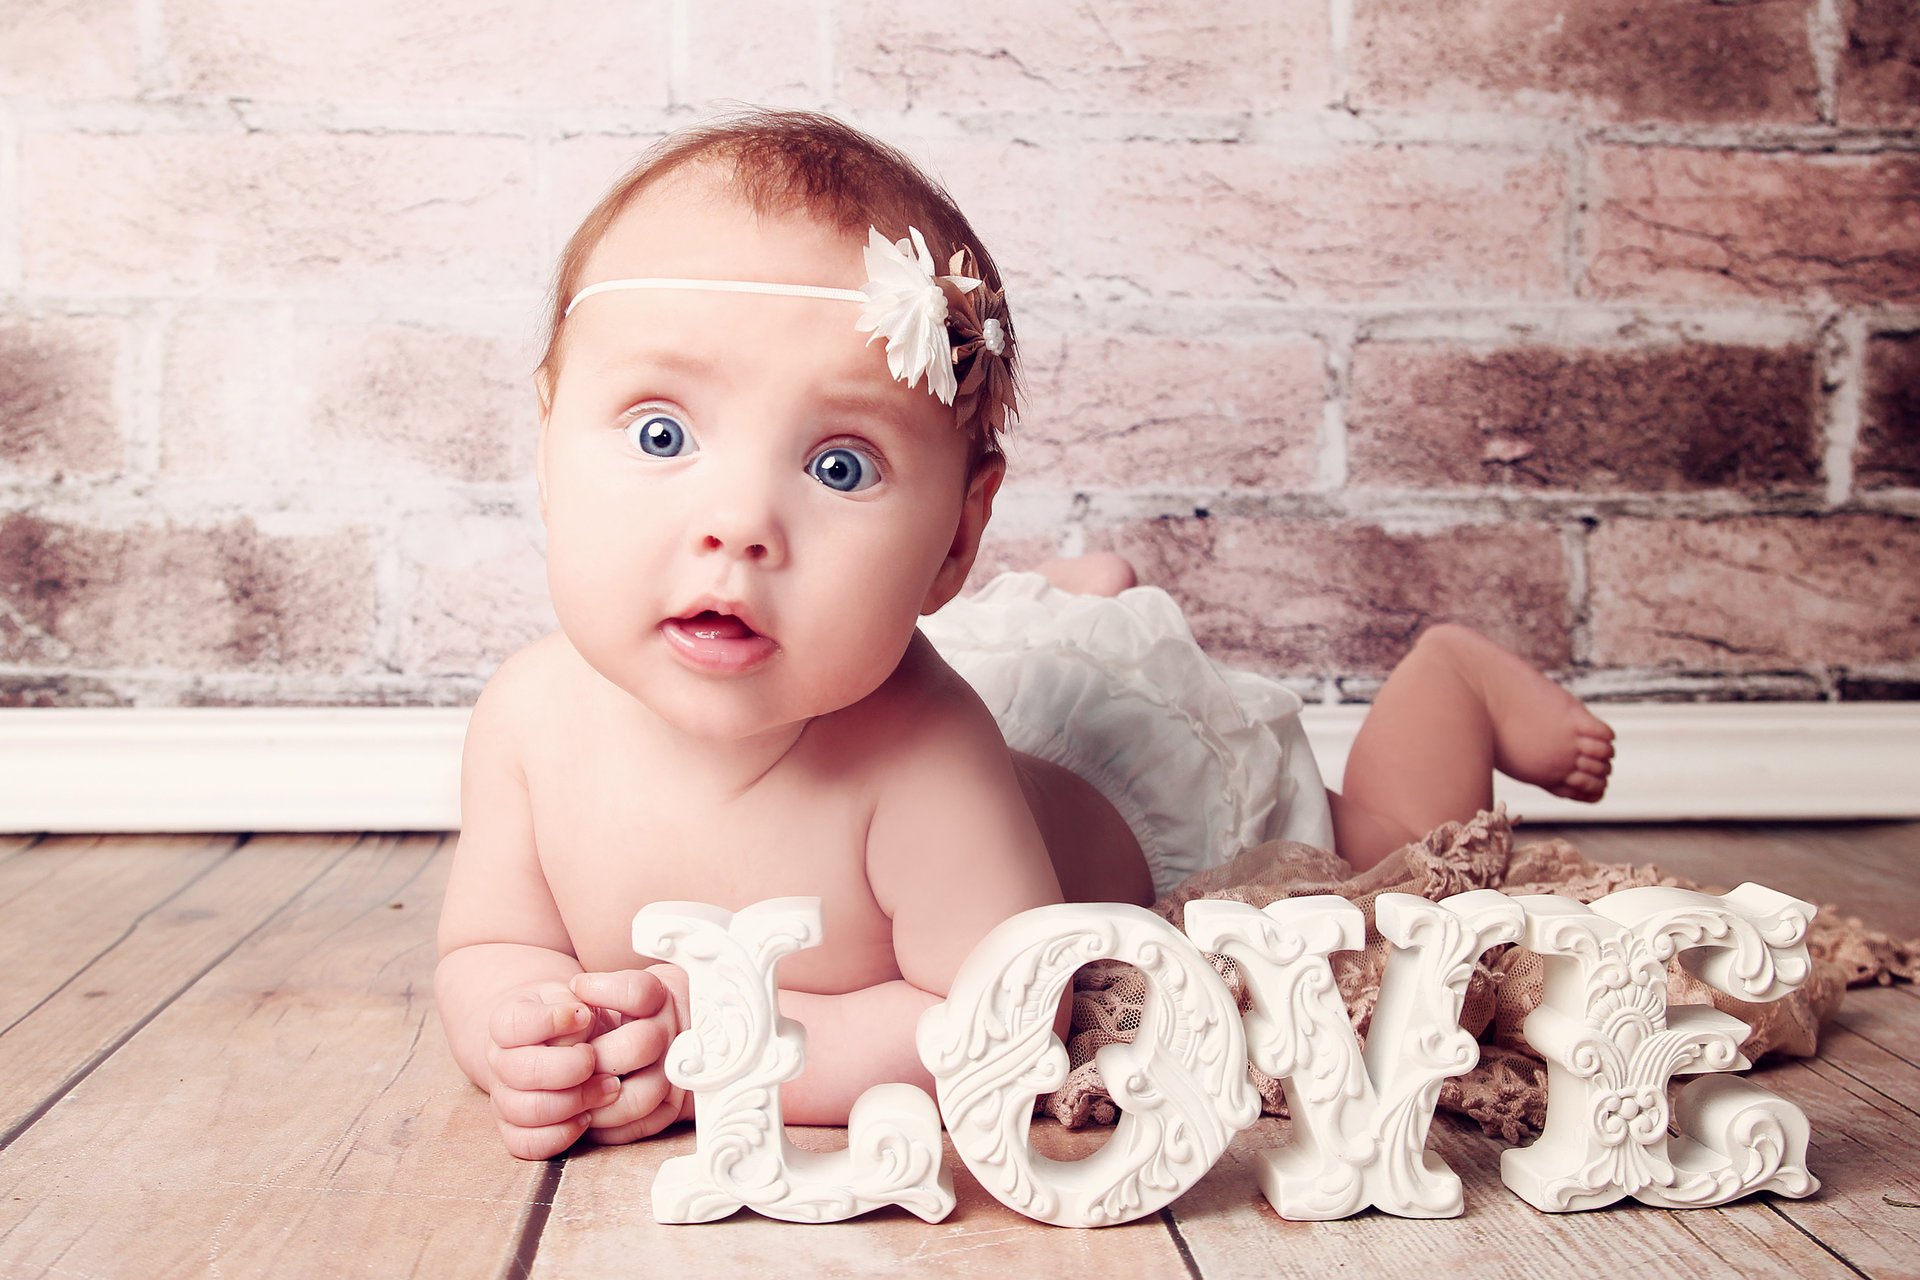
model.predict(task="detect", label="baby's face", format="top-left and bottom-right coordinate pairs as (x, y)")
top-left (538, 170), bottom-right (983, 744)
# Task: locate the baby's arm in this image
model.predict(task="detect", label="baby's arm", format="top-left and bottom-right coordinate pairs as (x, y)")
top-left (774, 676), bottom-right (1064, 1123)
top-left (435, 660), bottom-right (615, 1158)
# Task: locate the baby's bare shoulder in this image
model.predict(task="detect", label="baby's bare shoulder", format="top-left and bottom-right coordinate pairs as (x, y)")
top-left (471, 633), bottom-right (586, 729)
top-left (824, 631), bottom-right (1006, 769)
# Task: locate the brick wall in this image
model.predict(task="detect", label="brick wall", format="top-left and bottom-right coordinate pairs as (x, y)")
top-left (1, 0), bottom-right (1915, 708)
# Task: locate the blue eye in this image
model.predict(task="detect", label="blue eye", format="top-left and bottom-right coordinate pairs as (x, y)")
top-left (626, 410), bottom-right (694, 458)
top-left (808, 446), bottom-right (879, 493)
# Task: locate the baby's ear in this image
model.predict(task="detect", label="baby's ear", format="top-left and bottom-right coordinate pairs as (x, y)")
top-left (922, 454), bottom-right (1004, 615)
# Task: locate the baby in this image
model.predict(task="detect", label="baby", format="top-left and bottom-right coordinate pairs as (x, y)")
top-left (435, 109), bottom-right (1615, 1161)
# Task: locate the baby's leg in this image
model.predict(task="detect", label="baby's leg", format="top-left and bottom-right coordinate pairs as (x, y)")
top-left (1332, 624), bottom-right (1614, 871)
top-left (1035, 552), bottom-right (1136, 596)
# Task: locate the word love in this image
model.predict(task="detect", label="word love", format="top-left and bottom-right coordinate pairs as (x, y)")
top-left (633, 884), bottom-right (1819, 1229)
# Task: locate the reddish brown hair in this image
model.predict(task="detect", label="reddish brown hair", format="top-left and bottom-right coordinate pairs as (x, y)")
top-left (537, 108), bottom-right (1017, 461)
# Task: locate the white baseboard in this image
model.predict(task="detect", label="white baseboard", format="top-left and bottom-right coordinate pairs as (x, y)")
top-left (0, 704), bottom-right (1914, 834)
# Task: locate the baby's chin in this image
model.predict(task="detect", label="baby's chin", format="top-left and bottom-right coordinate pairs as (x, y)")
top-left (618, 670), bottom-right (838, 747)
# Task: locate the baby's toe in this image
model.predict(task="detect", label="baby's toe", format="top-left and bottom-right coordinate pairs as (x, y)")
top-left (1573, 708), bottom-right (1615, 742)
top-left (1554, 768), bottom-right (1609, 801)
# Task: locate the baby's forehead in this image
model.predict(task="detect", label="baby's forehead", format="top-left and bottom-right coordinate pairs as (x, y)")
top-left (579, 168), bottom-right (867, 294)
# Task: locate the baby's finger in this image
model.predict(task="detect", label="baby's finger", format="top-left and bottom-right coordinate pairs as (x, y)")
top-left (586, 1066), bottom-right (679, 1132)
top-left (570, 969), bottom-right (668, 1021)
top-left (497, 1114), bottom-right (591, 1162)
top-left (492, 1074), bottom-right (621, 1130)
top-left (490, 994), bottom-right (591, 1050)
top-left (585, 1095), bottom-right (685, 1146)
top-left (589, 1014), bottom-right (674, 1078)
top-left (490, 1041), bottom-right (596, 1093)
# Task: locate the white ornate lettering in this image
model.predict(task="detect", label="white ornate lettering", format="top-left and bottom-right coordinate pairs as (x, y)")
top-left (1189, 890), bottom-right (1525, 1218)
top-left (1500, 883), bottom-right (1820, 1212)
top-left (916, 902), bottom-right (1259, 1227)
top-left (635, 883), bottom-right (1823, 1228)
top-left (634, 898), bottom-right (954, 1224)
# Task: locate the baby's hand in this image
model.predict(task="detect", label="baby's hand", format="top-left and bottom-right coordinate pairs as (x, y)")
top-left (485, 982), bottom-right (622, 1160)
top-left (569, 966), bottom-right (692, 1145)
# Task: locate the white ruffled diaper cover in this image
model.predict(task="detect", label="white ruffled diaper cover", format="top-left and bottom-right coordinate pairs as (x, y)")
top-left (921, 572), bottom-right (1334, 897)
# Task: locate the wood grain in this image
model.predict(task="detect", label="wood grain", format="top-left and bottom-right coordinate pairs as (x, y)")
top-left (1166, 1114), bottom-right (1850, 1279)
top-left (1524, 821), bottom-right (1919, 934)
top-left (0, 834), bottom-right (345, 1140)
top-left (0, 822), bottom-right (1912, 1278)
top-left (0, 834), bottom-right (547, 1279)
top-left (533, 1119), bottom-right (1196, 1277)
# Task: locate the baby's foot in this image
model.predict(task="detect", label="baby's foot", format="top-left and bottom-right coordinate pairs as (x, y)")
top-left (1421, 623), bottom-right (1616, 802)
top-left (1035, 552), bottom-right (1137, 597)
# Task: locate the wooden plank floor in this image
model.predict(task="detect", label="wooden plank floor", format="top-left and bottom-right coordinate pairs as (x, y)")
top-left (0, 823), bottom-right (1915, 1279)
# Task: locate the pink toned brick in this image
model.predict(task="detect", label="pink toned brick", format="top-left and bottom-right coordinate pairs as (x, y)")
top-left (0, 316), bottom-right (126, 479)
top-left (1839, 0), bottom-right (1920, 127)
top-left (163, 0), bottom-right (670, 109)
top-left (1586, 147), bottom-right (1920, 305)
top-left (962, 533), bottom-right (1060, 595)
top-left (1347, 342), bottom-right (1820, 492)
top-left (164, 314), bottom-right (536, 488)
top-left (0, 0), bottom-right (137, 97)
top-left (22, 133), bottom-right (538, 296)
top-left (838, 0), bottom-right (1329, 112)
top-left (1859, 332), bottom-right (1920, 489)
top-left (1351, 0), bottom-right (1819, 123)
top-left (0, 514), bottom-right (376, 672)
top-left (684, 0), bottom-right (827, 106)
top-left (1085, 516), bottom-right (1571, 675)
top-left (398, 512), bottom-right (553, 675)
top-left (303, 324), bottom-right (536, 485)
top-left (1015, 332), bottom-right (1322, 488)
top-left (890, 136), bottom-right (1072, 304)
top-left (159, 311), bottom-right (280, 480)
top-left (1589, 515), bottom-right (1920, 668)
top-left (1069, 142), bottom-right (1568, 304)
top-left (547, 133), bottom-right (667, 263)
top-left (0, 673), bottom-right (125, 708)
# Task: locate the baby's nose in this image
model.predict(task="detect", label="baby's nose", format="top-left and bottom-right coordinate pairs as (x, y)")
top-left (701, 530), bottom-right (772, 560)
top-left (696, 502), bottom-right (786, 566)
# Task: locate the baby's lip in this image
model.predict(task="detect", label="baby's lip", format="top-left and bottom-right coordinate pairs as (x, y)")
top-left (659, 597), bottom-right (780, 674)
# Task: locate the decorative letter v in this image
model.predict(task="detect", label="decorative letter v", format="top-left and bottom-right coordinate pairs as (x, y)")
top-left (1187, 890), bottom-right (1526, 1219)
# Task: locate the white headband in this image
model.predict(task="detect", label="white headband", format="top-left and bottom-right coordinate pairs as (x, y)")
top-left (563, 226), bottom-right (1011, 418)
top-left (564, 278), bottom-right (865, 314)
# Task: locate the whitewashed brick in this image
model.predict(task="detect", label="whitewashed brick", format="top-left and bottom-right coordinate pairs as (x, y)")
top-left (0, 315), bottom-right (127, 479)
top-left (0, 0), bottom-right (138, 97)
top-left (398, 510), bottom-right (553, 675)
top-left (683, 0), bottom-right (829, 107)
top-left (163, 0), bottom-right (671, 109)
top-left (838, 0), bottom-right (1330, 112)
top-left (301, 323), bottom-right (536, 485)
top-left (1016, 332), bottom-right (1322, 489)
top-left (1066, 141), bottom-right (1568, 304)
top-left (23, 132), bottom-right (539, 296)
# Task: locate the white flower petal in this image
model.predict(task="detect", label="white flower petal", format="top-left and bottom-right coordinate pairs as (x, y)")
top-left (853, 224), bottom-right (956, 402)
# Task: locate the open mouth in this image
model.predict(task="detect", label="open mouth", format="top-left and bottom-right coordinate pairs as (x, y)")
top-left (659, 609), bottom-right (778, 673)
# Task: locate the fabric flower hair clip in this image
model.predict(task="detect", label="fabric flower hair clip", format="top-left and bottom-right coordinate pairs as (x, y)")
top-left (854, 228), bottom-right (1016, 437)
top-left (564, 224), bottom-right (1018, 439)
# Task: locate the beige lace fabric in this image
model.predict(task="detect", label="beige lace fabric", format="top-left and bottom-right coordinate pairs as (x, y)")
top-left (1041, 808), bottom-right (1919, 1142)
